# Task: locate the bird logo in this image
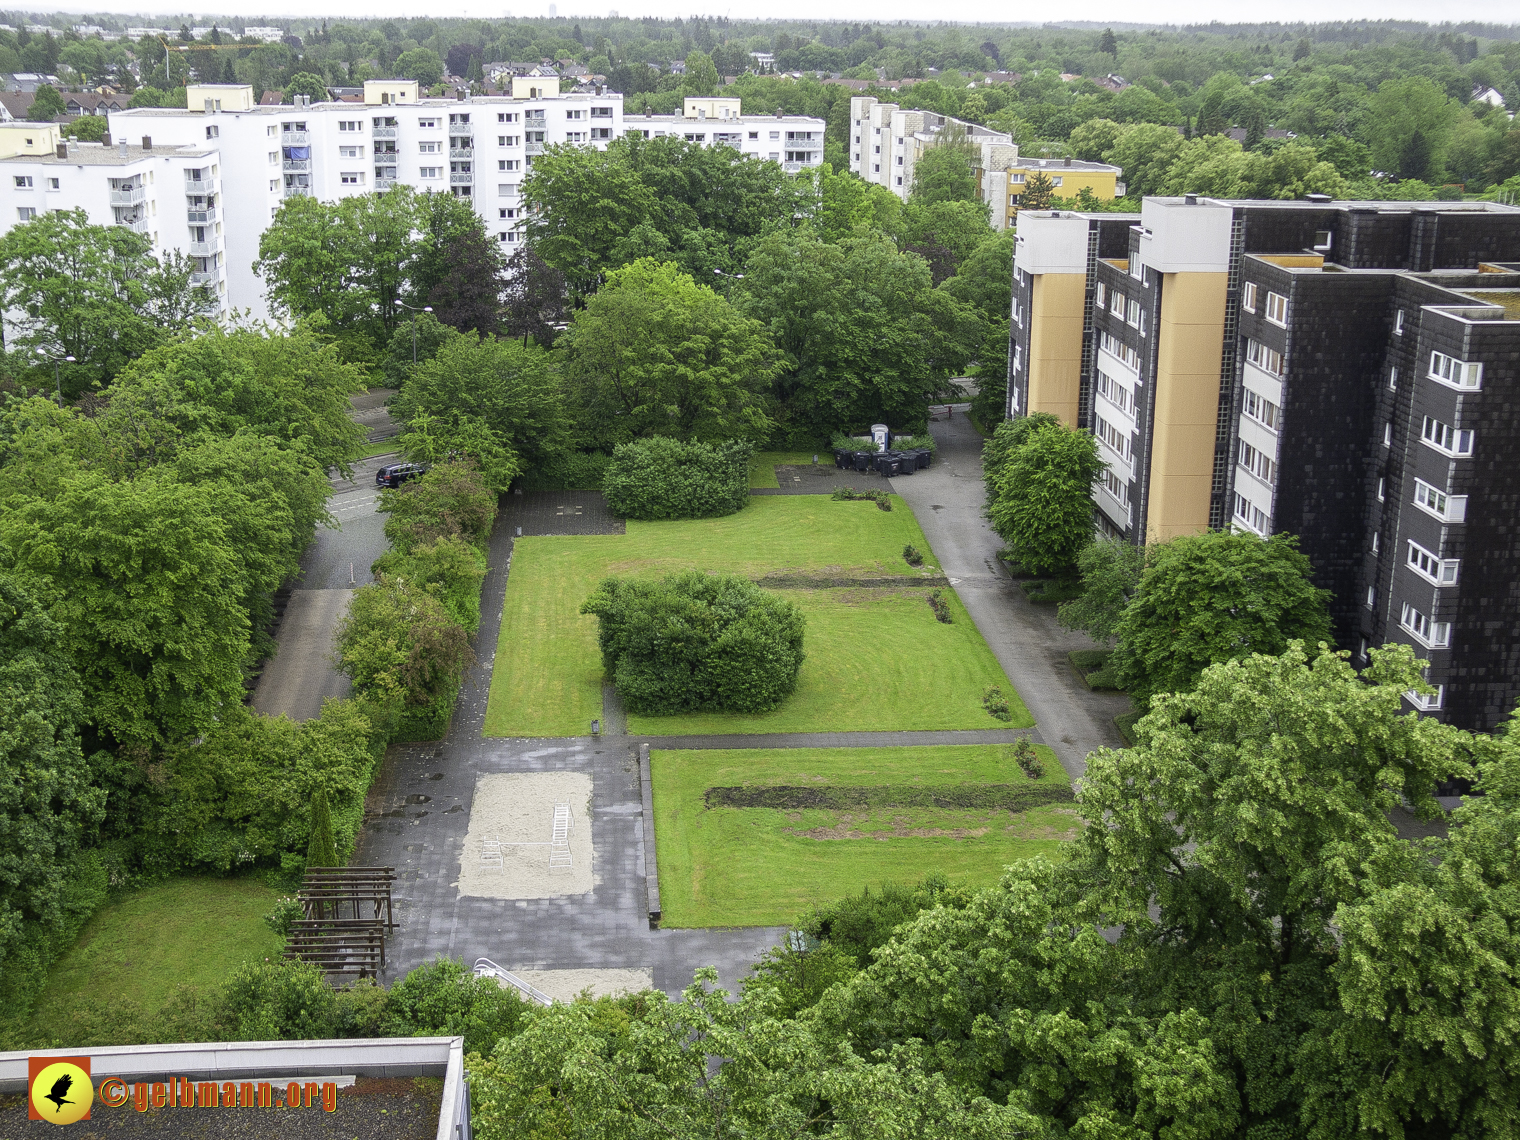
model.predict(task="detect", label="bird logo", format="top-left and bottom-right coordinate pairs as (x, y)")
top-left (28, 1058), bottom-right (93, 1125)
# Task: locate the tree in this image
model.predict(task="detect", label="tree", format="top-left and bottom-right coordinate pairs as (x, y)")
top-left (424, 228), bottom-right (504, 337)
top-left (305, 790), bottom-right (338, 867)
top-left (500, 247), bottom-right (567, 346)
top-left (1018, 171), bottom-right (1055, 211)
top-left (560, 259), bottom-right (777, 448)
top-left (395, 47), bottom-right (443, 87)
top-left (1111, 530), bottom-right (1333, 706)
top-left (1057, 538), bottom-right (1146, 641)
top-left (901, 199), bottom-right (993, 285)
top-left (680, 50), bottom-right (720, 96)
top-left (67, 114), bottom-right (108, 141)
top-left (520, 144), bottom-right (657, 294)
top-left (1098, 28), bottom-right (1118, 56)
top-left (0, 210), bottom-right (213, 396)
top-left (1368, 76), bottom-right (1456, 183)
top-left (910, 130), bottom-right (979, 204)
top-left (445, 42), bottom-right (481, 78)
top-left (984, 417), bottom-right (1103, 576)
top-left (813, 163), bottom-right (903, 243)
top-left (27, 83), bottom-right (64, 121)
top-left (282, 71), bottom-right (327, 103)
top-left (581, 571), bottom-right (806, 714)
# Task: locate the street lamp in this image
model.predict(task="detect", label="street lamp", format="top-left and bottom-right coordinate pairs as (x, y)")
top-left (713, 269), bottom-right (744, 299)
top-left (397, 301), bottom-right (434, 366)
top-left (36, 347), bottom-right (76, 405)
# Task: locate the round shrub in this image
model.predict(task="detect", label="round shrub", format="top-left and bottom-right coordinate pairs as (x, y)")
top-left (580, 570), bottom-right (806, 714)
top-left (601, 437), bottom-right (753, 520)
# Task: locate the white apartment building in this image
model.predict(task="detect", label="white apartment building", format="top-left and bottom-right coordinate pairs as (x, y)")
top-left (623, 97), bottom-right (824, 174)
top-left (848, 95), bottom-right (1020, 229)
top-left (93, 78), bottom-right (624, 321)
top-left (0, 122), bottom-right (228, 318)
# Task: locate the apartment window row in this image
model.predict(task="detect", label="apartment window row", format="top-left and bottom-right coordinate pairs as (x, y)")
top-left (1095, 368), bottom-right (1134, 416)
top-left (1101, 469), bottom-right (1130, 507)
top-left (1264, 291), bottom-right (1287, 326)
top-left (1245, 338), bottom-right (1283, 377)
top-left (1011, 297), bottom-right (1022, 326)
top-left (1233, 492), bottom-right (1269, 535)
top-left (1238, 439), bottom-right (1278, 486)
top-left (1401, 603), bottom-right (1451, 649)
top-left (1421, 415), bottom-right (1474, 457)
top-left (1108, 288), bottom-right (1125, 317)
top-left (1093, 414), bottom-right (1132, 462)
top-left (1242, 280), bottom-right (1257, 312)
top-left (1413, 478), bottom-right (1467, 523)
top-left (1408, 540), bottom-right (1459, 586)
top-left (1241, 388), bottom-right (1281, 432)
top-left (1429, 351), bottom-right (1482, 390)
top-left (1099, 331), bottom-right (1139, 371)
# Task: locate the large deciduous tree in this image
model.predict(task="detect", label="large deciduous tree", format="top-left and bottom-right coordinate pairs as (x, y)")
top-left (1111, 529), bottom-right (1334, 706)
top-left (984, 415), bottom-right (1104, 575)
top-left (561, 259), bottom-right (777, 448)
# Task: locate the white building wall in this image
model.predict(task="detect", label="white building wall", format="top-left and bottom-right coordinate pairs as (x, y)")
top-left (621, 111), bottom-right (825, 174)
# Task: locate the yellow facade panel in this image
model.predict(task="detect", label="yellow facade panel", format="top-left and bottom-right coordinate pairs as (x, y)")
top-left (1026, 272), bottom-right (1086, 427)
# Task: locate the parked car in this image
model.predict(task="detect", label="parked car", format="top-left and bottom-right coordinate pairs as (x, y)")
top-left (375, 461), bottom-right (428, 489)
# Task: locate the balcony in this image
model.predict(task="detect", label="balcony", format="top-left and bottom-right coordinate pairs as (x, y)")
top-left (186, 206), bottom-right (217, 224)
top-left (190, 269), bottom-right (218, 286)
top-left (525, 142), bottom-right (544, 156)
top-left (524, 115), bottom-right (546, 127)
top-left (372, 126), bottom-right (397, 139)
top-left (184, 179), bottom-right (211, 195)
top-left (449, 172), bottom-right (473, 185)
top-left (282, 159), bottom-right (309, 172)
top-left (375, 178), bottom-right (396, 191)
top-left (116, 217), bottom-right (150, 235)
top-left (449, 145), bottom-right (473, 159)
top-left (109, 186), bottom-right (145, 206)
top-left (188, 240), bottom-right (216, 257)
top-left (447, 121), bottom-right (473, 134)
top-left (283, 186), bottom-right (311, 198)
top-left (281, 130), bottom-right (309, 145)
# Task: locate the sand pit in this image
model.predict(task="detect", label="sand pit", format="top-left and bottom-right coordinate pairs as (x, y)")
top-left (457, 772), bottom-right (594, 898)
top-left (500, 967), bottom-right (655, 1003)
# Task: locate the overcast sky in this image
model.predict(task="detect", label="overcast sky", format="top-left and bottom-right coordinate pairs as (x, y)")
top-left (43, 0), bottom-right (1516, 29)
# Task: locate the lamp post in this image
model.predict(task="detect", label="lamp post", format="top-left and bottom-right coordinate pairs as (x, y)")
top-left (713, 269), bottom-right (743, 299)
top-left (397, 301), bottom-right (434, 366)
top-left (36, 347), bottom-right (76, 405)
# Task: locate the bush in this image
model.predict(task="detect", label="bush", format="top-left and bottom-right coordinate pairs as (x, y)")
top-left (262, 896), bottom-right (304, 937)
top-left (903, 544), bottom-right (924, 567)
top-left (382, 956), bottom-right (530, 1056)
top-left (831, 486), bottom-right (892, 510)
top-left (517, 450), bottom-right (611, 491)
top-left (371, 536), bottom-right (488, 633)
top-left (581, 570), bottom-right (806, 714)
top-left (830, 433), bottom-right (880, 453)
top-left (221, 959), bottom-right (344, 1041)
top-left (379, 460), bottom-right (498, 554)
top-left (1009, 737), bottom-right (1044, 779)
top-left (983, 684), bottom-right (1012, 721)
top-left (336, 577), bottom-right (476, 714)
top-left (601, 437), bottom-right (753, 520)
top-left (928, 590), bottom-right (953, 623)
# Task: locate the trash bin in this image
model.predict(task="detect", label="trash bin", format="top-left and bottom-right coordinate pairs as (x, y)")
top-left (876, 453), bottom-right (901, 476)
top-left (916, 448), bottom-right (932, 469)
top-left (852, 452), bottom-right (871, 472)
top-left (833, 448), bottom-right (848, 468)
top-left (891, 450), bottom-right (914, 475)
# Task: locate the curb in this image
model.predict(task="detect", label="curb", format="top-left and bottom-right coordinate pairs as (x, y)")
top-left (637, 742), bottom-right (662, 928)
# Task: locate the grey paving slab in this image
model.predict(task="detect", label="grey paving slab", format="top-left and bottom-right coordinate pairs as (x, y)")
top-left (886, 406), bottom-right (1132, 780)
top-left (499, 489), bottom-right (624, 536)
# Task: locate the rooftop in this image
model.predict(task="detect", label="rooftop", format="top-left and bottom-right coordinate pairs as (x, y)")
top-left (113, 91), bottom-right (622, 117)
top-left (1, 141), bottom-right (215, 165)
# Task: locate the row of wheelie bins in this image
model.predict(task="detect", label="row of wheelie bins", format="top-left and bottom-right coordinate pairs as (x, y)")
top-left (831, 448), bottom-right (932, 475)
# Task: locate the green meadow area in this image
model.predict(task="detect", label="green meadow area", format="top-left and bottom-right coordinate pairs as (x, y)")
top-left (651, 743), bottom-right (1075, 927)
top-left (482, 495), bottom-right (1031, 738)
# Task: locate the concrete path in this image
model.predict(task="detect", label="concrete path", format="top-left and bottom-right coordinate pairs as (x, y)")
top-left (251, 589), bottom-right (354, 720)
top-left (885, 408), bottom-right (1131, 781)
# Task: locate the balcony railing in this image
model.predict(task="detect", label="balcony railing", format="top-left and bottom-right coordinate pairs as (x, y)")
top-left (524, 115), bottom-right (546, 126)
top-left (116, 217), bottom-right (150, 235)
top-left (281, 130), bottom-right (309, 145)
top-left (449, 172), bottom-right (473, 184)
top-left (188, 240), bottom-right (216, 257)
top-left (372, 126), bottom-right (397, 139)
top-left (283, 187), bottom-right (311, 198)
top-left (282, 159), bottom-right (309, 172)
top-left (375, 178), bottom-right (396, 191)
top-left (525, 142), bottom-right (544, 156)
top-left (447, 121), bottom-right (473, 133)
top-left (190, 270), bottom-right (218, 286)
top-left (184, 179), bottom-right (211, 195)
top-left (449, 146), bottom-right (473, 158)
top-left (109, 186), bottom-right (145, 205)
top-left (186, 206), bottom-right (217, 224)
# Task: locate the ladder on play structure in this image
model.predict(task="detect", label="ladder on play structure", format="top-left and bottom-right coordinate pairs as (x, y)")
top-left (549, 803), bottom-right (572, 870)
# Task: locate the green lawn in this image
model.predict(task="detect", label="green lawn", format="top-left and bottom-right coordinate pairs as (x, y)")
top-left (652, 744), bottom-right (1075, 927)
top-left (748, 451), bottom-right (819, 489)
top-left (484, 496), bottom-right (1027, 737)
top-left (28, 877), bottom-right (282, 1025)
top-left (362, 439), bottom-right (401, 459)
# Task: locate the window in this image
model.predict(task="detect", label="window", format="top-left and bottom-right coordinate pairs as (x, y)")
top-left (419, 166), bottom-right (441, 179)
top-left (1011, 298), bottom-right (1022, 326)
top-left (1395, 309), bottom-right (1405, 335)
top-left (1051, 175), bottom-right (1063, 186)
top-left (1096, 369), bottom-right (1134, 415)
top-left (1241, 281), bottom-right (1258, 313)
top-left (338, 121), bottom-right (361, 132)
top-left (205, 124), bottom-right (219, 138)
top-left (340, 171), bottom-right (364, 185)
top-left (1102, 469), bottom-right (1130, 506)
top-left (1011, 345), bottom-right (1021, 375)
top-left (497, 112), bottom-right (517, 123)
top-left (1358, 638), bottom-right (1368, 661)
top-left (786, 151), bottom-right (812, 163)
top-left (1421, 415), bottom-right (1474, 456)
top-left (1389, 367), bottom-right (1398, 391)
top-left (419, 141), bottom-right (440, 153)
top-left (1011, 172), bottom-right (1026, 184)
top-left (1371, 531), bottom-right (1379, 553)
top-left (1366, 586), bottom-right (1377, 608)
top-left (269, 151), bottom-right (278, 164)
top-left (1265, 291), bottom-right (1287, 325)
top-left (1099, 332), bottom-right (1139, 371)
top-left (16, 207), bottom-right (35, 220)
top-left (1126, 298), bottom-right (1142, 328)
top-left (1313, 229), bottom-right (1332, 251)
top-left (1406, 685), bottom-right (1444, 711)
top-left (46, 177), bottom-right (57, 189)
top-left (498, 135), bottom-right (517, 146)
top-left (749, 131), bottom-right (759, 139)
top-left (567, 132), bottom-right (586, 143)
top-left (526, 131), bottom-right (545, 144)
top-left (771, 131), bottom-right (781, 140)
top-left (1245, 338), bottom-right (1283, 376)
top-left (499, 207), bottom-right (517, 219)
top-left (340, 145), bottom-right (362, 158)
top-left (1378, 477), bottom-right (1386, 502)
top-left (1429, 351), bottom-right (1482, 390)
top-left (449, 113), bottom-right (471, 125)
top-left (417, 118), bottom-right (437, 129)
top-left (13, 176), bottom-right (31, 188)
top-left (499, 159), bottom-right (520, 171)
top-left (1400, 603), bottom-right (1451, 648)
top-left (1238, 439), bottom-right (1278, 485)
top-left (1408, 541), bottom-right (1459, 585)
top-left (1242, 389), bottom-right (1281, 432)
top-left (1233, 492), bottom-right (1270, 535)
top-left (1094, 414), bottom-right (1132, 461)
top-left (450, 161), bottom-right (472, 174)
top-left (1095, 282), bottom-right (1106, 308)
top-left (1109, 290), bottom-right (1125, 315)
top-left (1413, 479), bottom-right (1467, 523)
top-left (566, 109), bottom-right (584, 120)
top-left (591, 106), bottom-right (613, 118)
top-left (1384, 423), bottom-right (1392, 447)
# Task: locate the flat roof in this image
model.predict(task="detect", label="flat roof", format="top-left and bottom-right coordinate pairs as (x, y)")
top-left (113, 92), bottom-right (623, 117)
top-left (623, 113), bottom-right (824, 124)
top-left (1, 142), bottom-right (214, 165)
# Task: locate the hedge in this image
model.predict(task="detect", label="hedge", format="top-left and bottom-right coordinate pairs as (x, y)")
top-left (581, 570), bottom-right (805, 714)
top-left (601, 438), bottom-right (752, 520)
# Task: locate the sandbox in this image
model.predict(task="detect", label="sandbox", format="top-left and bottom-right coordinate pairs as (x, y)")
top-left (456, 772), bottom-right (594, 898)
